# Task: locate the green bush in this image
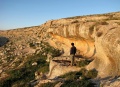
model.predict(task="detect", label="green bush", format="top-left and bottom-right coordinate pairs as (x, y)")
top-left (85, 69), bottom-right (98, 79)
top-left (78, 68), bottom-right (98, 79)
top-left (76, 60), bottom-right (91, 67)
top-left (37, 63), bottom-right (49, 73)
top-left (61, 79), bottom-right (95, 87)
top-left (42, 42), bottom-right (61, 57)
top-left (59, 71), bottom-right (78, 80)
top-left (40, 82), bottom-right (58, 87)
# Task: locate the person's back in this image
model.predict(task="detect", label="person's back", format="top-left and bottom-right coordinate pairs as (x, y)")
top-left (70, 46), bottom-right (76, 55)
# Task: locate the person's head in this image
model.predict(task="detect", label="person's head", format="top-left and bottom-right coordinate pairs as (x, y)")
top-left (71, 43), bottom-right (74, 46)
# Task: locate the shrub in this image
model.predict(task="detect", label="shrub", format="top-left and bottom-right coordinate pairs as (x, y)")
top-left (37, 63), bottom-right (49, 73)
top-left (76, 60), bottom-right (91, 67)
top-left (59, 71), bottom-right (78, 80)
top-left (40, 82), bottom-right (58, 87)
top-left (61, 79), bottom-right (95, 87)
top-left (78, 68), bottom-right (98, 79)
top-left (85, 69), bottom-right (98, 79)
top-left (40, 42), bottom-right (61, 57)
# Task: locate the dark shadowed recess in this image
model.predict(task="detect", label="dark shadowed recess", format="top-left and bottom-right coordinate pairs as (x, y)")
top-left (0, 37), bottom-right (9, 47)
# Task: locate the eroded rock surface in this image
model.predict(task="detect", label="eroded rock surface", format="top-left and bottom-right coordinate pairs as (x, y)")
top-left (43, 12), bottom-right (120, 78)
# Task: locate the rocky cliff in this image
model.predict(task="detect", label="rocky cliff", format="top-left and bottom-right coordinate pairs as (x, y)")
top-left (45, 12), bottom-right (120, 78)
top-left (0, 12), bottom-right (120, 85)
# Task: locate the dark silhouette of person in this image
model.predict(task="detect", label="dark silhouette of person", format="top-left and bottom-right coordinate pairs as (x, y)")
top-left (70, 43), bottom-right (76, 66)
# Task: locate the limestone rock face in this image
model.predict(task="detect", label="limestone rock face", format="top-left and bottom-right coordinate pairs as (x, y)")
top-left (47, 60), bottom-right (80, 79)
top-left (45, 12), bottom-right (120, 78)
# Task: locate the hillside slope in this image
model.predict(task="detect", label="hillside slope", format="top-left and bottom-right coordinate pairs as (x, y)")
top-left (0, 12), bottom-right (120, 86)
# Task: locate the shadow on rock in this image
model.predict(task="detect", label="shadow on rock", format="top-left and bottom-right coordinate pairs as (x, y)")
top-left (0, 37), bottom-right (9, 47)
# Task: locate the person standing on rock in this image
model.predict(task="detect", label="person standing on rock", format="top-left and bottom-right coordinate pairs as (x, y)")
top-left (70, 43), bottom-right (76, 66)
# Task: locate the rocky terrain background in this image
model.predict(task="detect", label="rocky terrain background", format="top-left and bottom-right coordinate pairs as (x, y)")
top-left (0, 12), bottom-right (120, 87)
